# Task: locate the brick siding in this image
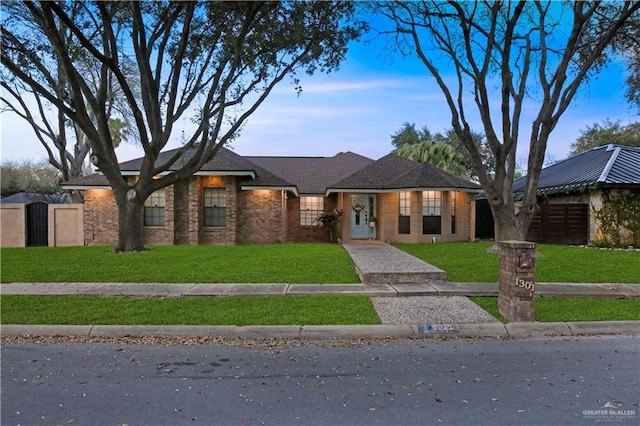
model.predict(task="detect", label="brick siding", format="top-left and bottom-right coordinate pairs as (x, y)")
top-left (197, 176), bottom-right (237, 245)
top-left (82, 181), bottom-right (477, 246)
top-left (237, 188), bottom-right (285, 243)
top-left (285, 195), bottom-right (336, 243)
top-left (83, 189), bottom-right (118, 245)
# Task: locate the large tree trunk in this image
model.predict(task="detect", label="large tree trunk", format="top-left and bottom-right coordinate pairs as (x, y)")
top-left (486, 203), bottom-right (533, 253)
top-left (115, 189), bottom-right (146, 252)
top-left (493, 208), bottom-right (526, 242)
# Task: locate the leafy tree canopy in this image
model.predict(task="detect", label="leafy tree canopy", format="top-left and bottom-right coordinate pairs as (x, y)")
top-left (1, 160), bottom-right (62, 197)
top-left (1, 1), bottom-right (364, 251)
top-left (569, 120), bottom-right (640, 156)
top-left (391, 122), bottom-right (493, 181)
top-left (610, 9), bottom-right (640, 112)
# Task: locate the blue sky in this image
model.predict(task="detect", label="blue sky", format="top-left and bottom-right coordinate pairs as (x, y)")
top-left (1, 25), bottom-right (637, 167)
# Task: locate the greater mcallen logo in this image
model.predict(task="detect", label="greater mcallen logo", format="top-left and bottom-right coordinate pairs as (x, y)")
top-left (582, 401), bottom-right (636, 422)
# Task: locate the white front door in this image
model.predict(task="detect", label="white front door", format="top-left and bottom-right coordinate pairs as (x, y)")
top-left (350, 194), bottom-right (376, 239)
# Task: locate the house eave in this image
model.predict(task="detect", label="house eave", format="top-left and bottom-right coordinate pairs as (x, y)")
top-left (241, 185), bottom-right (299, 197)
top-left (118, 171), bottom-right (172, 176)
top-left (195, 170), bottom-right (256, 178)
top-left (60, 184), bottom-right (111, 190)
top-left (116, 170), bottom-right (256, 178)
top-left (325, 187), bottom-right (483, 196)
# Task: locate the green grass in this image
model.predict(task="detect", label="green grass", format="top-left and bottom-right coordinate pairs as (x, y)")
top-left (4, 242), bottom-right (638, 284)
top-left (395, 242), bottom-right (640, 283)
top-left (3, 242), bottom-right (639, 326)
top-left (0, 295), bottom-right (380, 325)
top-left (0, 244), bottom-right (359, 284)
top-left (470, 296), bottom-right (640, 323)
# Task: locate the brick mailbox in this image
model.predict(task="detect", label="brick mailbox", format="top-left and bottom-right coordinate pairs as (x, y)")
top-left (498, 240), bottom-right (536, 322)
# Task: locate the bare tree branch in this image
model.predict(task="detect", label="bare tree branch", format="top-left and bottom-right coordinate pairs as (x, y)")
top-left (372, 0), bottom-right (640, 240)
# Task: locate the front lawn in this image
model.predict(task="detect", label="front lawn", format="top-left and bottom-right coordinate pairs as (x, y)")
top-left (0, 244), bottom-right (359, 284)
top-left (396, 242), bottom-right (640, 283)
top-left (470, 296), bottom-right (640, 323)
top-left (0, 295), bottom-right (379, 325)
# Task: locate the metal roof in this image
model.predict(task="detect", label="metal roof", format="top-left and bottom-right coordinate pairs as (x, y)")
top-left (512, 144), bottom-right (640, 195)
top-left (602, 145), bottom-right (640, 184)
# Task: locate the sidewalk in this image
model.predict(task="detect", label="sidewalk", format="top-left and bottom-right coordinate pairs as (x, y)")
top-left (2, 281), bottom-right (639, 298)
top-left (2, 243), bottom-right (638, 340)
top-left (2, 282), bottom-right (639, 340)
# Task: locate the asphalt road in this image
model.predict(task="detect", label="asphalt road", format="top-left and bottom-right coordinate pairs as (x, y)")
top-left (2, 337), bottom-right (638, 425)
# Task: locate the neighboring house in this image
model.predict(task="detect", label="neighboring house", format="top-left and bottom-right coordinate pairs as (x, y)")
top-left (62, 147), bottom-right (482, 246)
top-left (512, 144), bottom-right (640, 245)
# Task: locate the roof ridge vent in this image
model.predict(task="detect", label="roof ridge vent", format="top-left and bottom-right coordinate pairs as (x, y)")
top-left (597, 146), bottom-right (621, 183)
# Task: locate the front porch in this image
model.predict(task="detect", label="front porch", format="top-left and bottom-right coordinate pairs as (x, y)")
top-left (336, 190), bottom-right (477, 244)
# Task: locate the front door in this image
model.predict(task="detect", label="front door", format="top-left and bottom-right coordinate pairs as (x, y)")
top-left (350, 194), bottom-right (376, 239)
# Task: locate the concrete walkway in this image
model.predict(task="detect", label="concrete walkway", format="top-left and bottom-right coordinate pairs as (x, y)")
top-left (342, 243), bottom-right (447, 283)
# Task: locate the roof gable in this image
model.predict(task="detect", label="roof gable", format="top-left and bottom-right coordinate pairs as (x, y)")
top-left (63, 146), bottom-right (295, 191)
top-left (327, 153), bottom-right (481, 193)
top-left (118, 146), bottom-right (258, 175)
top-left (604, 145), bottom-right (640, 184)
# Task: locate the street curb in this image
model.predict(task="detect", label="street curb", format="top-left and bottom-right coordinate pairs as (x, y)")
top-left (2, 321), bottom-right (639, 340)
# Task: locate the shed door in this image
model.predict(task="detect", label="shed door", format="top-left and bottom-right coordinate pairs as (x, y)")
top-left (527, 203), bottom-right (588, 245)
top-left (26, 202), bottom-right (49, 246)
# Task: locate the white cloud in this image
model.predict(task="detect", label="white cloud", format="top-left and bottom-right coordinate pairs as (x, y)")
top-left (293, 78), bottom-right (409, 94)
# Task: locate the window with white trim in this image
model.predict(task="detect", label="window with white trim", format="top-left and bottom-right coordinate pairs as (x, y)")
top-left (300, 196), bottom-right (323, 226)
top-left (422, 190), bottom-right (441, 234)
top-left (144, 189), bottom-right (165, 226)
top-left (204, 188), bottom-right (226, 227)
top-left (451, 192), bottom-right (457, 234)
top-left (399, 191), bottom-right (410, 234)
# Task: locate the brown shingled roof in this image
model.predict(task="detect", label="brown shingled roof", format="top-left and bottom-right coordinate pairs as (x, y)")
top-left (327, 153), bottom-right (482, 193)
top-left (62, 173), bottom-right (110, 189)
top-left (246, 152), bottom-right (374, 195)
top-left (63, 147), bottom-right (294, 191)
top-left (63, 147), bottom-right (481, 195)
top-left (118, 146), bottom-right (259, 174)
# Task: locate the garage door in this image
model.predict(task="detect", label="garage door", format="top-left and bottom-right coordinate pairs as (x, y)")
top-left (526, 204), bottom-right (588, 245)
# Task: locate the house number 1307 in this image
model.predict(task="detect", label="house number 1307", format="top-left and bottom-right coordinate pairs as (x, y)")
top-left (515, 277), bottom-right (534, 291)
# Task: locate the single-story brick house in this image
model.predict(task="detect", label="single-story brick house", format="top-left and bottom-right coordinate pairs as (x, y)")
top-left (63, 147), bottom-right (482, 245)
top-left (512, 144), bottom-right (640, 245)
